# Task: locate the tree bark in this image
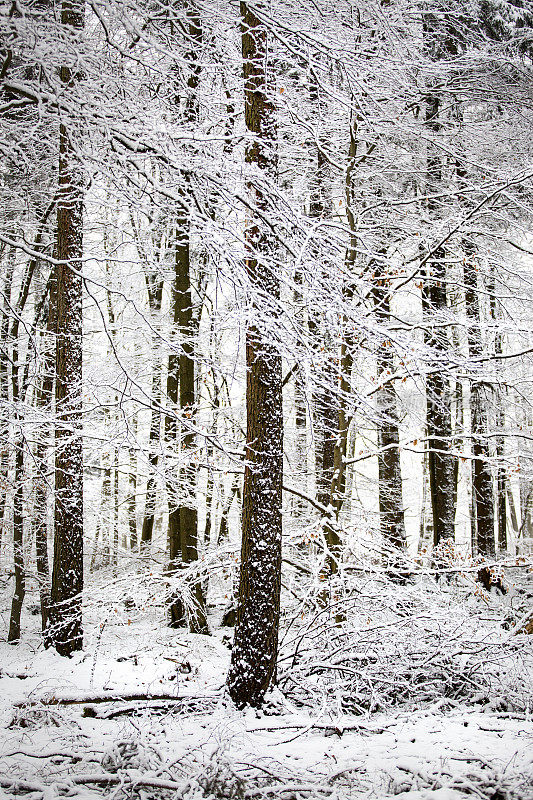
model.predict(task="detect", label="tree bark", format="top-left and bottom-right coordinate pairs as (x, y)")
top-left (8, 445), bottom-right (25, 643)
top-left (177, 230), bottom-right (208, 633)
top-left (0, 252), bottom-right (14, 549)
top-left (112, 440), bottom-right (119, 572)
top-left (228, 2), bottom-right (283, 708)
top-left (128, 412), bottom-right (138, 551)
top-left (165, 3), bottom-right (207, 632)
top-left (489, 272), bottom-right (507, 551)
top-left (423, 93), bottom-right (455, 548)
top-left (372, 257), bottom-right (406, 564)
top-left (33, 272), bottom-right (55, 634)
top-left (91, 447), bottom-right (111, 571)
top-left (140, 295), bottom-right (162, 552)
top-left (49, 0), bottom-right (85, 656)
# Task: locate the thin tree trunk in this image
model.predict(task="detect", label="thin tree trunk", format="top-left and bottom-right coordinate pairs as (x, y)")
top-left (8, 445), bottom-right (25, 643)
top-left (489, 273), bottom-right (507, 551)
top-left (203, 465), bottom-right (214, 547)
top-left (0, 252), bottom-right (14, 549)
top-left (128, 412), bottom-right (138, 551)
top-left (452, 99), bottom-right (495, 558)
top-left (423, 92), bottom-right (455, 548)
top-left (418, 443), bottom-right (432, 558)
top-left (217, 475), bottom-right (241, 546)
top-left (8, 226), bottom-right (55, 640)
top-left (165, 3), bottom-right (208, 633)
top-left (131, 209), bottom-right (164, 556)
top-left (228, 3), bottom-right (283, 708)
top-left (449, 300), bottom-right (463, 522)
top-left (112, 441), bottom-right (119, 573)
top-left (8, 296), bottom-right (26, 642)
top-left (463, 252), bottom-right (495, 556)
top-left (307, 67), bottom-right (335, 515)
top-left (314, 361), bottom-right (337, 510)
top-left (140, 345), bottom-right (162, 552)
top-left (177, 245), bottom-right (208, 633)
top-left (49, 0), bottom-right (85, 656)
top-left (373, 256), bottom-right (406, 566)
top-left (34, 276), bottom-right (55, 633)
top-left (321, 119), bottom-right (359, 594)
top-left (507, 485), bottom-right (519, 539)
top-left (91, 448), bottom-right (111, 571)
top-left (165, 274), bottom-right (184, 625)
top-left (293, 267), bottom-right (308, 512)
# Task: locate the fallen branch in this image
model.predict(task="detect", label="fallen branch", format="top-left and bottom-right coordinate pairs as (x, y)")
top-left (95, 696), bottom-right (219, 720)
top-left (14, 691), bottom-right (219, 707)
top-left (246, 720), bottom-right (391, 736)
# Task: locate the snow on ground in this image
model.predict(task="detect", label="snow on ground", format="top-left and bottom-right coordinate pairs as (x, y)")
top-left (1, 571), bottom-right (533, 799)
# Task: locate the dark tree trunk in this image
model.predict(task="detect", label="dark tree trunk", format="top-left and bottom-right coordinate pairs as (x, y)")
top-left (128, 413), bottom-right (138, 552)
top-left (321, 120), bottom-right (358, 595)
top-left (314, 361), bottom-right (337, 511)
top-left (454, 101), bottom-right (495, 558)
top-left (489, 274), bottom-right (507, 551)
top-left (6, 246), bottom-right (27, 642)
top-left (372, 258), bottom-right (406, 562)
top-left (307, 68), bottom-right (335, 514)
top-left (49, 0), bottom-right (85, 656)
top-left (8, 446), bottom-right (25, 643)
top-left (423, 93), bottom-right (455, 548)
top-left (228, 2), bottom-right (283, 708)
top-left (177, 233), bottom-right (208, 633)
top-left (203, 465), bottom-right (214, 547)
top-left (0, 252), bottom-right (14, 548)
top-left (165, 277), bottom-right (184, 626)
top-left (165, 3), bottom-right (207, 633)
top-left (34, 276), bottom-right (56, 634)
top-left (140, 337), bottom-right (162, 552)
top-left (112, 442), bottom-right (119, 572)
top-left (292, 267), bottom-right (308, 513)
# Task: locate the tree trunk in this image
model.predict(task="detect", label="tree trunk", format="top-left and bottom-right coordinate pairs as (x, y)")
top-left (140, 344), bottom-right (162, 552)
top-left (464, 252), bottom-right (495, 556)
top-left (164, 3), bottom-right (208, 634)
top-left (132, 212), bottom-right (164, 557)
top-left (203, 464), bottom-right (214, 547)
top-left (228, 2), bottom-right (283, 708)
top-left (307, 67), bottom-right (335, 515)
top-left (8, 290), bottom-right (28, 642)
top-left (91, 448), bottom-right (111, 571)
top-left (423, 93), bottom-right (455, 548)
top-left (0, 252), bottom-right (14, 548)
top-left (292, 267), bottom-right (308, 513)
top-left (372, 256), bottom-right (406, 565)
top-left (8, 445), bottom-right (25, 643)
top-left (49, 0), bottom-right (85, 656)
top-left (177, 236), bottom-right (208, 633)
top-left (5, 245), bottom-right (28, 643)
top-left (321, 120), bottom-right (358, 596)
top-left (33, 276), bottom-right (55, 634)
top-left (128, 413), bottom-right (138, 551)
top-left (165, 271), bottom-right (184, 626)
top-left (489, 273), bottom-right (507, 551)
top-left (112, 441), bottom-right (119, 573)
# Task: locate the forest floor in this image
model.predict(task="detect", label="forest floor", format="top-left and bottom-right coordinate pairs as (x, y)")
top-left (1, 566), bottom-right (533, 800)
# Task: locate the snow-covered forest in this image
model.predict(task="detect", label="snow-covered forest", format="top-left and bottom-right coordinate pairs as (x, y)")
top-left (1, 0), bottom-right (533, 797)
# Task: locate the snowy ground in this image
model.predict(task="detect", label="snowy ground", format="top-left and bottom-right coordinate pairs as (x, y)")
top-left (1, 570), bottom-right (532, 799)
